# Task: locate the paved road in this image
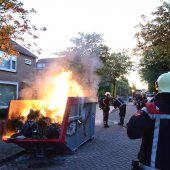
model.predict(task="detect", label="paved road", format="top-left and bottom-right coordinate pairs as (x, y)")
top-left (0, 102), bottom-right (141, 170)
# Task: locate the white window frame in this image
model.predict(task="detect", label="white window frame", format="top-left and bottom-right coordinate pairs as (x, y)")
top-left (0, 81), bottom-right (18, 108)
top-left (0, 51), bottom-right (17, 72)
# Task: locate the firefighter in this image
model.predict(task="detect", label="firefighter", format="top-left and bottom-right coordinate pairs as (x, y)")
top-left (100, 92), bottom-right (111, 128)
top-left (127, 72), bottom-right (170, 170)
top-left (136, 91), bottom-right (147, 110)
top-left (112, 96), bottom-right (126, 126)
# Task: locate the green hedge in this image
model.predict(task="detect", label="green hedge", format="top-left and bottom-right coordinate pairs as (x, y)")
top-left (0, 108), bottom-right (8, 119)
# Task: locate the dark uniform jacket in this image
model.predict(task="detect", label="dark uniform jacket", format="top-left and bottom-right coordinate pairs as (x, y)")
top-left (103, 97), bottom-right (110, 108)
top-left (127, 94), bottom-right (170, 170)
top-left (113, 98), bottom-right (125, 108)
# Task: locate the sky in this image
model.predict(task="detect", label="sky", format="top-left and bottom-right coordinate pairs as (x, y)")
top-left (21, 0), bottom-right (163, 89)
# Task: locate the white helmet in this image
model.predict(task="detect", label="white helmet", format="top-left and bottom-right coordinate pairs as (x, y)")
top-left (105, 92), bottom-right (111, 97)
top-left (156, 72), bottom-right (170, 93)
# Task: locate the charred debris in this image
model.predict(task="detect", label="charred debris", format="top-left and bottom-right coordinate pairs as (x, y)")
top-left (7, 109), bottom-right (61, 139)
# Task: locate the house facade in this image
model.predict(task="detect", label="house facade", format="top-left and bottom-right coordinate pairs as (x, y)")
top-left (36, 57), bottom-right (68, 70)
top-left (0, 41), bottom-right (37, 108)
top-left (36, 57), bottom-right (69, 78)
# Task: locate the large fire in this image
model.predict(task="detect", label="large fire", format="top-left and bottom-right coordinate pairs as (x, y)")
top-left (3, 70), bottom-right (85, 139)
top-left (46, 70), bottom-right (84, 116)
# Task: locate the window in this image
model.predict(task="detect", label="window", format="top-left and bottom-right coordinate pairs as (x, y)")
top-left (36, 62), bottom-right (46, 69)
top-left (25, 59), bottom-right (32, 65)
top-left (0, 51), bottom-right (17, 72)
top-left (0, 81), bottom-right (18, 108)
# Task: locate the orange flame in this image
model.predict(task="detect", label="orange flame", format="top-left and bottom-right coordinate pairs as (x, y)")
top-left (3, 70), bottom-right (85, 139)
top-left (42, 70), bottom-right (84, 122)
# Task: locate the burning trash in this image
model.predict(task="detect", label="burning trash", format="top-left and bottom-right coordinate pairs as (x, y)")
top-left (4, 101), bottom-right (62, 140)
top-left (8, 109), bottom-right (60, 139)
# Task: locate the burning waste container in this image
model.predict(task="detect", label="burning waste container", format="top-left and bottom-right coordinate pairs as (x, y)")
top-left (2, 97), bottom-right (97, 156)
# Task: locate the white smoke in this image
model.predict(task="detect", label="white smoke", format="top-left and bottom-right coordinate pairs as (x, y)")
top-left (19, 54), bottom-right (102, 99)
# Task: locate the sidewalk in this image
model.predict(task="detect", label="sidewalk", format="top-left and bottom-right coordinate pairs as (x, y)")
top-left (0, 141), bottom-right (24, 160)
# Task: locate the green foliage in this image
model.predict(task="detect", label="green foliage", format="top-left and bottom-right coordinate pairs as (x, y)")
top-left (97, 75), bottom-right (112, 98)
top-left (97, 50), bottom-right (133, 96)
top-left (116, 79), bottom-right (131, 100)
top-left (98, 50), bottom-right (133, 77)
top-left (70, 32), bottom-right (103, 57)
top-left (134, 1), bottom-right (170, 52)
top-left (134, 1), bottom-right (170, 91)
top-left (139, 46), bottom-right (170, 91)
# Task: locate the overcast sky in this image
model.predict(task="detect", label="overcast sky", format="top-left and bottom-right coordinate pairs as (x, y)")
top-left (21, 0), bottom-right (163, 89)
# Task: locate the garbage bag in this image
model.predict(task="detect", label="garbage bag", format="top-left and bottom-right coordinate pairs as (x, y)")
top-left (20, 120), bottom-right (38, 138)
top-left (46, 123), bottom-right (60, 139)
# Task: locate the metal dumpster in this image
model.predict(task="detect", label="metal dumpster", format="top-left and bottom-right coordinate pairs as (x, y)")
top-left (2, 97), bottom-right (97, 155)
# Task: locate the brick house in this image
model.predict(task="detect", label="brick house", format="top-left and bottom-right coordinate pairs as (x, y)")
top-left (0, 41), bottom-right (37, 108)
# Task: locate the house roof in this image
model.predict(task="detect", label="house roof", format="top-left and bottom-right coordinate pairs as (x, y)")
top-left (10, 40), bottom-right (38, 58)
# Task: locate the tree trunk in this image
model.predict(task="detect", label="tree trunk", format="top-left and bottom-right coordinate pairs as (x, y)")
top-left (111, 78), bottom-right (116, 97)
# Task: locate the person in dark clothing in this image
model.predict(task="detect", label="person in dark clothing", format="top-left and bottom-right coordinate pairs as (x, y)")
top-left (127, 72), bottom-right (170, 170)
top-left (136, 91), bottom-right (147, 110)
top-left (112, 97), bottom-right (126, 126)
top-left (99, 92), bottom-right (111, 128)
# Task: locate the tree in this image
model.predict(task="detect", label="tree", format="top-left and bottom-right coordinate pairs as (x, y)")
top-left (97, 50), bottom-right (133, 97)
top-left (70, 32), bottom-right (103, 57)
top-left (96, 45), bottom-right (111, 97)
top-left (139, 46), bottom-right (170, 91)
top-left (0, 0), bottom-right (46, 56)
top-left (116, 77), bottom-right (131, 100)
top-left (134, 1), bottom-right (170, 91)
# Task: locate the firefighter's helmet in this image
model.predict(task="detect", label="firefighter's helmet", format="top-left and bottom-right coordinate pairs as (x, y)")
top-left (156, 72), bottom-right (170, 93)
top-left (105, 92), bottom-right (111, 97)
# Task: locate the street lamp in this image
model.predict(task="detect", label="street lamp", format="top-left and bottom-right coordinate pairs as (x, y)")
top-left (131, 89), bottom-right (135, 98)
